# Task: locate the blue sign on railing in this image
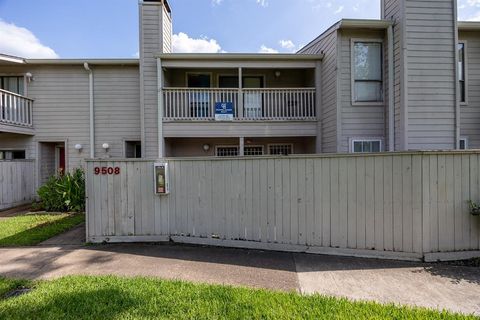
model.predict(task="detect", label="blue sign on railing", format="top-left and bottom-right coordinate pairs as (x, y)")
top-left (215, 102), bottom-right (234, 121)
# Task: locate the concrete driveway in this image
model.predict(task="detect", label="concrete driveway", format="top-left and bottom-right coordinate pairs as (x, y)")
top-left (0, 228), bottom-right (478, 315)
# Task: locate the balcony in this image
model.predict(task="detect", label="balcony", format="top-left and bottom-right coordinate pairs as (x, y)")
top-left (0, 89), bottom-right (34, 134)
top-left (163, 88), bottom-right (316, 121)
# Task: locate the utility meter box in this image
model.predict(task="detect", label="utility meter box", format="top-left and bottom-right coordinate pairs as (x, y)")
top-left (154, 163), bottom-right (170, 195)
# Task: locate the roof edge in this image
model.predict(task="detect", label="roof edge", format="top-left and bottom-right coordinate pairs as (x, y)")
top-left (156, 53), bottom-right (323, 61)
top-left (458, 21), bottom-right (480, 31)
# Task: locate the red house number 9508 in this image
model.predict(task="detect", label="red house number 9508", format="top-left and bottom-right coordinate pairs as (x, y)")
top-left (94, 167), bottom-right (120, 175)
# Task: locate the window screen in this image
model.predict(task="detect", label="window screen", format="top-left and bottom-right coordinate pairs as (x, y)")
top-left (216, 146), bottom-right (239, 157)
top-left (353, 42), bottom-right (383, 102)
top-left (244, 146), bottom-right (264, 156)
top-left (269, 144), bottom-right (292, 155)
top-left (352, 140), bottom-right (381, 153)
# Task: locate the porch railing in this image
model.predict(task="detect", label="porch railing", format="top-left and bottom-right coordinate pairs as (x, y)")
top-left (163, 88), bottom-right (316, 121)
top-left (163, 88), bottom-right (239, 120)
top-left (0, 89), bottom-right (34, 127)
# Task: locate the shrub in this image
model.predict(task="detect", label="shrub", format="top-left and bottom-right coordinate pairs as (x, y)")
top-left (37, 168), bottom-right (86, 213)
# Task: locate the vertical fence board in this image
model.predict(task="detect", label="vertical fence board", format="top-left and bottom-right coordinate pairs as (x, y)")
top-left (0, 161), bottom-right (35, 210)
top-left (85, 153), bottom-right (480, 256)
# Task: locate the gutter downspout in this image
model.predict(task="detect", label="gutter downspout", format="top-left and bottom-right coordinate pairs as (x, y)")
top-left (387, 25), bottom-right (395, 151)
top-left (84, 62), bottom-right (95, 158)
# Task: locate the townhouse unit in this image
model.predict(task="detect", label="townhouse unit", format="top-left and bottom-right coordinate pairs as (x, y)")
top-left (0, 0), bottom-right (478, 187)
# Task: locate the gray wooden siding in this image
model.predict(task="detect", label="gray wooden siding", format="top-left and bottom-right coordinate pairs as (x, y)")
top-left (459, 31), bottom-right (480, 148)
top-left (28, 65), bottom-right (90, 169)
top-left (383, 0), bottom-right (406, 150)
top-left (140, 3), bottom-right (163, 158)
top-left (93, 66), bottom-right (141, 157)
top-left (0, 160), bottom-right (35, 210)
top-left (163, 122), bottom-right (318, 138)
top-left (299, 29), bottom-right (338, 153)
top-left (0, 134), bottom-right (34, 159)
top-left (86, 152), bottom-right (480, 258)
top-left (338, 30), bottom-right (387, 152)
top-left (405, 0), bottom-right (456, 150)
top-left (162, 5), bottom-right (172, 53)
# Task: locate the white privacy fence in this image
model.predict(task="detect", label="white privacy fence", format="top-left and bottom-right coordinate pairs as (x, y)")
top-left (0, 89), bottom-right (34, 127)
top-left (0, 160), bottom-right (36, 210)
top-left (86, 152), bottom-right (480, 261)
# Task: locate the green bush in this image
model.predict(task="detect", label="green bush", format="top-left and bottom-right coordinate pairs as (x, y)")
top-left (37, 168), bottom-right (86, 213)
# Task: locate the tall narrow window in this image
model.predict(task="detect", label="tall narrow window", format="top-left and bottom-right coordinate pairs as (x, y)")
top-left (353, 42), bottom-right (383, 103)
top-left (458, 43), bottom-right (466, 103)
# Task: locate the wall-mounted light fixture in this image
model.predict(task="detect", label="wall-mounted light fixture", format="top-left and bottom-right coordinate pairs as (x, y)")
top-left (102, 143), bottom-right (110, 151)
top-left (25, 72), bottom-right (34, 82)
top-left (74, 144), bottom-right (83, 152)
top-left (203, 144), bottom-right (210, 152)
top-left (274, 71), bottom-right (281, 78)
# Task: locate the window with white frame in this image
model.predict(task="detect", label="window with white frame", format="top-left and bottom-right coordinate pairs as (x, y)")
top-left (459, 137), bottom-right (468, 150)
top-left (458, 43), bottom-right (466, 103)
top-left (215, 146), bottom-right (239, 157)
top-left (244, 146), bottom-right (264, 156)
top-left (350, 139), bottom-right (382, 153)
top-left (353, 41), bottom-right (383, 103)
top-left (268, 144), bottom-right (293, 155)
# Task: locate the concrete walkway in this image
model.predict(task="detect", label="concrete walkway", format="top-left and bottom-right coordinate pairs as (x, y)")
top-left (0, 232), bottom-right (479, 315)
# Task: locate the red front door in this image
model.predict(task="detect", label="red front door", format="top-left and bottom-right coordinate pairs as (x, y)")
top-left (58, 146), bottom-right (65, 175)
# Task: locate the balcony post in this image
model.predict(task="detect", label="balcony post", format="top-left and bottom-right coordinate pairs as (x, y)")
top-left (238, 67), bottom-right (243, 119)
top-left (315, 61), bottom-right (322, 153)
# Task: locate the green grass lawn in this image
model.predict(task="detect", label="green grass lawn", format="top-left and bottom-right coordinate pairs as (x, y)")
top-left (0, 275), bottom-right (475, 320)
top-left (0, 213), bottom-right (85, 246)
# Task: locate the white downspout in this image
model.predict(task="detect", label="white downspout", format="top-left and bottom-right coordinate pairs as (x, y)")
top-left (388, 25), bottom-right (395, 151)
top-left (84, 63), bottom-right (95, 158)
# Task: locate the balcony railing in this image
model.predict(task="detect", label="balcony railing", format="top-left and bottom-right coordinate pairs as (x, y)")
top-left (163, 88), bottom-right (316, 121)
top-left (0, 89), bottom-right (33, 127)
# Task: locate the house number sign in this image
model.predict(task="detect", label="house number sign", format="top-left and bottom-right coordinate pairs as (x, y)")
top-left (94, 167), bottom-right (120, 175)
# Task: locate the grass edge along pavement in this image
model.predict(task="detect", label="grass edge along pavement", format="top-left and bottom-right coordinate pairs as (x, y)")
top-left (0, 213), bottom-right (85, 246)
top-left (0, 275), bottom-right (477, 320)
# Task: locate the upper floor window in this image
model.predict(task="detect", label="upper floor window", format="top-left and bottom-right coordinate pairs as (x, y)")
top-left (458, 43), bottom-right (466, 103)
top-left (0, 76), bottom-right (24, 95)
top-left (352, 41), bottom-right (383, 103)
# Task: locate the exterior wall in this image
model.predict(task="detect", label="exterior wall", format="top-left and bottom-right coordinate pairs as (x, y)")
top-left (0, 134), bottom-right (34, 159)
top-left (383, 0), bottom-right (458, 150)
top-left (93, 66), bottom-right (141, 158)
top-left (0, 160), bottom-right (35, 210)
top-left (86, 152), bottom-right (480, 260)
top-left (165, 68), bottom-right (314, 88)
top-left (299, 29), bottom-right (338, 153)
top-left (338, 29), bottom-right (387, 153)
top-left (28, 65), bottom-right (90, 170)
top-left (383, 0), bottom-right (404, 150)
top-left (140, 1), bottom-right (171, 158)
top-left (459, 31), bottom-right (480, 149)
top-left (165, 137), bottom-right (316, 157)
top-left (405, 0), bottom-right (457, 150)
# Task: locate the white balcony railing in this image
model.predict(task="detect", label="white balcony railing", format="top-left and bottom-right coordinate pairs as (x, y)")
top-left (163, 88), bottom-right (239, 120)
top-left (163, 88), bottom-right (316, 121)
top-left (0, 89), bottom-right (33, 127)
top-left (243, 88), bottom-right (316, 120)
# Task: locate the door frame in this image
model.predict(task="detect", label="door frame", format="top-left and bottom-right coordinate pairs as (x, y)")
top-left (36, 138), bottom-right (68, 189)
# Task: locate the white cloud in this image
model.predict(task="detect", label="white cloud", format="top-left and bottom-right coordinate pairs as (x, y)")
top-left (279, 39), bottom-right (296, 52)
top-left (211, 0), bottom-right (223, 6)
top-left (459, 0), bottom-right (480, 20)
top-left (0, 20), bottom-right (58, 58)
top-left (258, 45), bottom-right (278, 53)
top-left (256, 0), bottom-right (268, 7)
top-left (334, 5), bottom-right (344, 14)
top-left (172, 32), bottom-right (223, 53)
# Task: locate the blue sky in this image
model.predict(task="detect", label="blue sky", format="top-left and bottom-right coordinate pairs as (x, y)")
top-left (0, 0), bottom-right (479, 58)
